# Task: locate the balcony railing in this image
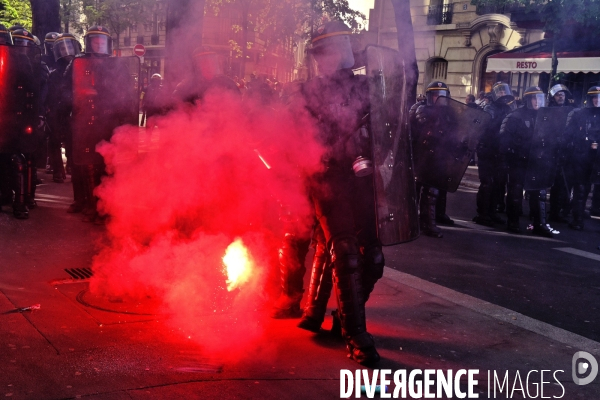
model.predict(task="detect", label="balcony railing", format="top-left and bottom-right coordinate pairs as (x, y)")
top-left (476, 4), bottom-right (509, 15)
top-left (427, 4), bottom-right (453, 25)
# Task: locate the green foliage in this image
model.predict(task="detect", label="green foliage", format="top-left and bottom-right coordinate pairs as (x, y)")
top-left (207, 0), bottom-right (365, 58)
top-left (470, 0), bottom-right (600, 36)
top-left (60, 0), bottom-right (156, 40)
top-left (0, 0), bottom-right (32, 30)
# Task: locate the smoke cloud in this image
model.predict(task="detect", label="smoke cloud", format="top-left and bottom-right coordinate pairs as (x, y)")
top-left (90, 88), bottom-right (324, 358)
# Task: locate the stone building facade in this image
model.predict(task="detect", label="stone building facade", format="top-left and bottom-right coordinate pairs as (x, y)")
top-left (368, 0), bottom-right (544, 101)
top-left (108, 1), bottom-right (294, 87)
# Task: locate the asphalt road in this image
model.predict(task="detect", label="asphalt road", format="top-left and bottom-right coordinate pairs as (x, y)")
top-left (385, 185), bottom-right (600, 343)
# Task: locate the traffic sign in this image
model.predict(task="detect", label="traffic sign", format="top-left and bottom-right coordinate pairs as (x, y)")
top-left (133, 44), bottom-right (146, 57)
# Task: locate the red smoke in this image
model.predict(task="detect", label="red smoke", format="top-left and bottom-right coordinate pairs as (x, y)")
top-left (90, 89), bottom-right (324, 358)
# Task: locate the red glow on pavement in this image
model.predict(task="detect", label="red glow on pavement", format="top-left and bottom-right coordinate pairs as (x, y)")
top-left (89, 87), bottom-right (324, 358)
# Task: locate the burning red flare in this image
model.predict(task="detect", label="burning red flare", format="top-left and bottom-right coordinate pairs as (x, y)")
top-left (222, 238), bottom-right (253, 291)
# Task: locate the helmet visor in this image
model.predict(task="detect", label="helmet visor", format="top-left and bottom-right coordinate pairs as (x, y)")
top-left (54, 38), bottom-right (80, 61)
top-left (527, 93), bottom-right (545, 110)
top-left (427, 90), bottom-right (449, 106)
top-left (492, 83), bottom-right (514, 104)
top-left (85, 33), bottom-right (111, 55)
top-left (13, 37), bottom-right (34, 47)
top-left (311, 35), bottom-right (355, 74)
top-left (589, 94), bottom-right (600, 108)
top-left (0, 32), bottom-right (12, 45)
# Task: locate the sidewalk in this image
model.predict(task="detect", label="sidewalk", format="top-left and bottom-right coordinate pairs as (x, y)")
top-left (0, 169), bottom-right (598, 399)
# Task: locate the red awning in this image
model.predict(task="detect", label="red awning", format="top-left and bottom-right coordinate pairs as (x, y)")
top-left (486, 50), bottom-right (600, 74)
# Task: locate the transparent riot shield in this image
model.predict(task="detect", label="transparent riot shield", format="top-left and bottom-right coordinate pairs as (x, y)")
top-left (0, 45), bottom-right (42, 153)
top-left (366, 45), bottom-right (419, 245)
top-left (412, 97), bottom-right (490, 193)
top-left (524, 106), bottom-right (572, 190)
top-left (72, 56), bottom-right (140, 165)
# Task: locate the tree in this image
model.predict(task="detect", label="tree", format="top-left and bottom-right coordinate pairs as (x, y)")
top-left (469, 0), bottom-right (600, 37)
top-left (30, 0), bottom-right (60, 40)
top-left (81, 0), bottom-right (156, 49)
top-left (470, 0), bottom-right (600, 88)
top-left (206, 0), bottom-right (365, 77)
top-left (0, 0), bottom-right (32, 29)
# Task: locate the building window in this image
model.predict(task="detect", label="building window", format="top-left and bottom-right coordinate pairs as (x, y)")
top-left (427, 3), bottom-right (453, 25)
top-left (426, 58), bottom-right (448, 83)
top-left (480, 52), bottom-right (509, 93)
top-left (476, 4), bottom-right (507, 15)
top-left (137, 35), bottom-right (144, 45)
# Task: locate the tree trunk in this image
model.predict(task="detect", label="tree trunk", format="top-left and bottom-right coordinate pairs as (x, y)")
top-left (30, 0), bottom-right (61, 40)
top-left (165, 0), bottom-right (205, 86)
top-left (240, 1), bottom-right (249, 79)
top-left (390, 0), bottom-right (418, 106)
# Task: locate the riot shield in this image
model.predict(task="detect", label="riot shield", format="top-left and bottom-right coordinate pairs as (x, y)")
top-left (524, 106), bottom-right (572, 190)
top-left (588, 128), bottom-right (600, 185)
top-left (0, 45), bottom-right (42, 153)
top-left (72, 56), bottom-right (140, 165)
top-left (366, 45), bottom-right (419, 245)
top-left (412, 97), bottom-right (490, 192)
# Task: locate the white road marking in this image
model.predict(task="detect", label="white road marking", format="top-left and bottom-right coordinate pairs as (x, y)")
top-left (554, 247), bottom-right (600, 262)
top-left (383, 267), bottom-right (600, 355)
top-left (442, 222), bottom-right (564, 242)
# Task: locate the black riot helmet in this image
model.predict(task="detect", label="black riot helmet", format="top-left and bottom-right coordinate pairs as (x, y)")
top-left (523, 86), bottom-right (546, 110)
top-left (53, 33), bottom-right (81, 62)
top-left (84, 25), bottom-right (112, 56)
top-left (0, 24), bottom-right (13, 45)
top-left (491, 82), bottom-right (514, 105)
top-left (309, 20), bottom-right (355, 76)
top-left (425, 81), bottom-right (450, 106)
top-left (548, 84), bottom-right (571, 106)
top-left (586, 85), bottom-right (600, 108)
top-left (11, 29), bottom-right (36, 47)
top-left (8, 24), bottom-right (24, 33)
top-left (44, 32), bottom-right (59, 56)
top-left (192, 47), bottom-right (223, 81)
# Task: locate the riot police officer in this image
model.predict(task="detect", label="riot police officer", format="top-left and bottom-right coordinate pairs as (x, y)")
top-left (0, 23), bottom-right (11, 45)
top-left (410, 81), bottom-right (452, 238)
top-left (70, 25), bottom-right (136, 223)
top-left (46, 33), bottom-right (81, 199)
top-left (565, 85), bottom-right (600, 230)
top-left (0, 24), bottom-right (13, 208)
top-left (7, 29), bottom-right (44, 218)
top-left (548, 84), bottom-right (573, 223)
top-left (474, 82), bottom-right (514, 226)
top-left (500, 86), bottom-right (557, 237)
top-left (173, 47), bottom-right (240, 105)
top-left (282, 21), bottom-right (380, 364)
top-left (142, 73), bottom-right (166, 131)
top-left (43, 32), bottom-right (59, 72)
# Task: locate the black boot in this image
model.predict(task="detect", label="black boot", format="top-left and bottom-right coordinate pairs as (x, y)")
top-left (474, 181), bottom-right (495, 226)
top-left (421, 187), bottom-right (443, 238)
top-left (435, 190), bottom-right (454, 225)
top-left (331, 237), bottom-right (379, 365)
top-left (271, 236), bottom-right (308, 319)
top-left (298, 244), bottom-right (332, 332)
top-left (11, 154), bottom-right (28, 219)
top-left (530, 190), bottom-right (557, 237)
top-left (25, 158), bottom-right (37, 209)
top-left (569, 184), bottom-right (586, 230)
top-left (506, 183), bottom-right (523, 234)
